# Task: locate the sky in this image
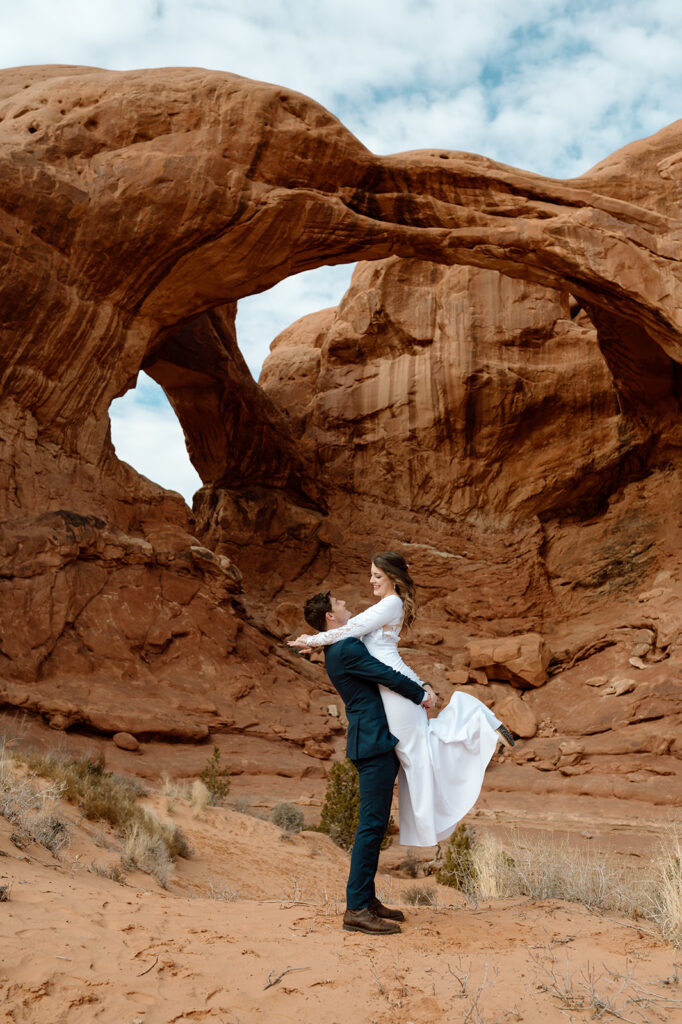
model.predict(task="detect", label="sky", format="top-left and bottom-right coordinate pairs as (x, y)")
top-left (4, 0), bottom-right (682, 502)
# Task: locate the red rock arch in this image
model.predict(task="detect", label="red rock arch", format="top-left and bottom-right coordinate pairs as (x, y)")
top-left (1, 65), bottom-right (681, 731)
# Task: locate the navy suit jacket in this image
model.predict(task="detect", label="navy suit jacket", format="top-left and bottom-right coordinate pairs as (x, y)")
top-left (323, 637), bottom-right (426, 761)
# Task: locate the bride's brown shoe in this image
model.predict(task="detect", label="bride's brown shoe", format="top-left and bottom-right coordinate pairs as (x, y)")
top-left (369, 896), bottom-right (405, 922)
top-left (343, 907), bottom-right (402, 934)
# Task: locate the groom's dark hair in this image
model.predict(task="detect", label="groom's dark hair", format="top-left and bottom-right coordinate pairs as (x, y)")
top-left (303, 591), bottom-right (332, 632)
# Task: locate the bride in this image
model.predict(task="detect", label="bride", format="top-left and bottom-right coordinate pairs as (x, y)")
top-left (289, 551), bottom-right (511, 847)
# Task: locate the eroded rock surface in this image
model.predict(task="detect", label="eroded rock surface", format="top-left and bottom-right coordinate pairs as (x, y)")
top-left (0, 65), bottom-right (681, 807)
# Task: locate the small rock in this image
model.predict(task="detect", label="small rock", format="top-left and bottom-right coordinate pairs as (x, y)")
top-left (419, 630), bottom-right (444, 646)
top-left (303, 740), bottom-right (333, 760)
top-left (495, 696), bottom-right (538, 739)
top-left (559, 740), bottom-right (585, 755)
top-left (603, 678), bottom-right (635, 696)
top-left (113, 732), bottom-right (140, 751)
top-left (637, 588), bottom-right (664, 602)
top-left (533, 759), bottom-right (557, 772)
top-left (327, 703), bottom-right (339, 718)
top-left (585, 676), bottom-right (608, 687)
top-left (48, 712), bottom-right (71, 731)
top-left (467, 668), bottom-right (489, 686)
top-left (630, 643), bottom-right (651, 658)
top-left (557, 751), bottom-right (582, 767)
top-left (446, 669), bottom-right (470, 685)
top-left (629, 657), bottom-right (647, 670)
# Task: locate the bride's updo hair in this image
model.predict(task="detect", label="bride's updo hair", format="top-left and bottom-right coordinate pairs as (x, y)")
top-left (372, 551), bottom-right (417, 627)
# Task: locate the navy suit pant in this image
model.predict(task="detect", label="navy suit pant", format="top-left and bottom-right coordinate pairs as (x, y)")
top-left (346, 748), bottom-right (400, 910)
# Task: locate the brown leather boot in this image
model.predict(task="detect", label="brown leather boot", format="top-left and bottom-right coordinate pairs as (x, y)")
top-left (343, 907), bottom-right (402, 934)
top-left (369, 896), bottom-right (405, 921)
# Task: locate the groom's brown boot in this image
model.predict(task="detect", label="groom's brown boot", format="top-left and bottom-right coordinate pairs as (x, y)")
top-left (369, 896), bottom-right (405, 922)
top-left (343, 907), bottom-right (401, 934)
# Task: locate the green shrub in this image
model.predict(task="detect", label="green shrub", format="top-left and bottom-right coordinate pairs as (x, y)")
top-left (271, 802), bottom-right (304, 834)
top-left (435, 823), bottom-right (477, 892)
top-left (317, 759), bottom-right (393, 852)
top-left (199, 745), bottom-right (230, 805)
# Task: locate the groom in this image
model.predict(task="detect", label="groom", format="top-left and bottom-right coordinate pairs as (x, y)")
top-left (302, 591), bottom-right (434, 935)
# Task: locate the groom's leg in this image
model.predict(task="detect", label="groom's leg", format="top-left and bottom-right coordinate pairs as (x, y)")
top-left (346, 749), bottom-right (399, 910)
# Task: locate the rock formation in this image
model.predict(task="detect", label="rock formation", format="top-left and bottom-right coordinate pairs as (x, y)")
top-left (0, 65), bottom-right (681, 804)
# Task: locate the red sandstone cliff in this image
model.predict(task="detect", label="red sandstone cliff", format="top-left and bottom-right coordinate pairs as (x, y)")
top-left (0, 66), bottom-right (681, 801)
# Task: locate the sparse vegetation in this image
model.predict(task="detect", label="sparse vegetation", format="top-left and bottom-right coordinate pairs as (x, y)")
top-left (435, 826), bottom-right (682, 947)
top-left (271, 802), bottom-right (304, 834)
top-left (401, 851), bottom-right (420, 878)
top-left (404, 885), bottom-right (436, 906)
top-left (191, 779), bottom-right (210, 816)
top-left (435, 823), bottom-right (477, 893)
top-left (232, 796), bottom-right (256, 816)
top-left (316, 759), bottom-right (393, 852)
top-left (90, 860), bottom-right (127, 884)
top-left (8, 747), bottom-right (190, 886)
top-left (0, 749), bottom-right (70, 857)
top-left (199, 744), bottom-right (230, 805)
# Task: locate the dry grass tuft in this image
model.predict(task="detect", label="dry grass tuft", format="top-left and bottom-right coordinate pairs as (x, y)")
top-left (438, 827), bottom-right (682, 947)
top-left (404, 885), bottom-right (436, 906)
top-left (90, 860), bottom-right (127, 884)
top-left (191, 779), bottom-right (210, 817)
top-left (122, 811), bottom-right (180, 888)
top-left (0, 745), bottom-right (70, 856)
top-left (6, 746), bottom-right (191, 886)
top-left (271, 802), bottom-right (305, 834)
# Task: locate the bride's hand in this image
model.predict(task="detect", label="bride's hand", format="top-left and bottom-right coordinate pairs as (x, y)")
top-left (288, 636), bottom-right (312, 648)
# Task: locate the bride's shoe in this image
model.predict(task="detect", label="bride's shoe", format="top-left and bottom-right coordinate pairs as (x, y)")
top-left (496, 724), bottom-right (515, 749)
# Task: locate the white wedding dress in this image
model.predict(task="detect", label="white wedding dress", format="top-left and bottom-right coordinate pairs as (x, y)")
top-left (303, 594), bottom-right (501, 846)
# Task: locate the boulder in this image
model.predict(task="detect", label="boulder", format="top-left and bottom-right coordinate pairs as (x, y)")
top-left (112, 732), bottom-right (140, 752)
top-left (495, 696), bottom-right (538, 739)
top-left (466, 634), bottom-right (551, 689)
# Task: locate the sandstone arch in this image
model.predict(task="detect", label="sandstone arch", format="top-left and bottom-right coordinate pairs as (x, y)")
top-left (1, 65), bottom-right (681, 735)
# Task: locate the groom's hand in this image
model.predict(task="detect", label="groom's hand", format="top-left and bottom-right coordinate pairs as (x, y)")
top-left (421, 686), bottom-right (436, 709)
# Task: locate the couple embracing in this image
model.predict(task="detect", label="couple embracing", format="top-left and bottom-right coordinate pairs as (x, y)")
top-left (289, 551), bottom-right (513, 936)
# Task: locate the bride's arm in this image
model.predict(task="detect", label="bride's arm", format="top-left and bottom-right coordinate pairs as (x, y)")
top-left (290, 595), bottom-right (403, 648)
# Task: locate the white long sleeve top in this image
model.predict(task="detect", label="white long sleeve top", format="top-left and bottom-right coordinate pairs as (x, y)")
top-left (301, 594), bottom-right (405, 647)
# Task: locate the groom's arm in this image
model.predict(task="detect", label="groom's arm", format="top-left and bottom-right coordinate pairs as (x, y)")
top-left (339, 638), bottom-right (427, 705)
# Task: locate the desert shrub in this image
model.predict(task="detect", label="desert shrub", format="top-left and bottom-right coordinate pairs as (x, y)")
top-left (404, 885), bottom-right (436, 906)
top-left (436, 824), bottom-right (477, 892)
top-left (191, 779), bottom-right (210, 816)
top-left (401, 851), bottom-right (420, 878)
top-left (271, 802), bottom-right (304, 834)
top-left (90, 860), bottom-right (127, 884)
top-left (19, 750), bottom-right (190, 878)
top-left (436, 827), bottom-right (682, 948)
top-left (199, 745), bottom-right (230, 805)
top-left (317, 759), bottom-right (393, 852)
top-left (0, 752), bottom-right (70, 856)
top-left (233, 796), bottom-right (256, 815)
top-left (0, 756), bottom-right (68, 857)
top-left (122, 817), bottom-right (174, 888)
